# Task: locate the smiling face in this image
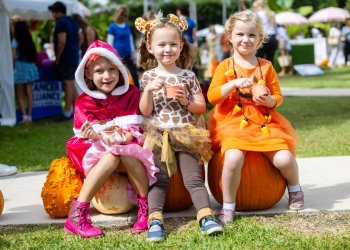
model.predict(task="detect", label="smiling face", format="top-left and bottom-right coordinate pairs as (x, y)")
top-left (146, 26), bottom-right (183, 68)
top-left (229, 20), bottom-right (261, 57)
top-left (85, 57), bottom-right (120, 95)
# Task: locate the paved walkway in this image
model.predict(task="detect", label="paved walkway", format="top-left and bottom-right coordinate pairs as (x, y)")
top-left (1, 156), bottom-right (349, 226)
top-left (282, 88), bottom-right (350, 96)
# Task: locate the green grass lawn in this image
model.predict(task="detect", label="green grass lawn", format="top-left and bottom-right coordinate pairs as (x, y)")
top-left (1, 212), bottom-right (349, 249)
top-left (279, 66), bottom-right (350, 88)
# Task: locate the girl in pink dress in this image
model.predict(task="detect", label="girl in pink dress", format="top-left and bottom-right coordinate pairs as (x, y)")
top-left (65, 40), bottom-right (158, 238)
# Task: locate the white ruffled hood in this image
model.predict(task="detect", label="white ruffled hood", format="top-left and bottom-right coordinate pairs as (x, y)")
top-left (75, 41), bottom-right (129, 99)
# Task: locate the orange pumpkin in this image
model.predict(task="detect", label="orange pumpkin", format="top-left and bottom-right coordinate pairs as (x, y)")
top-left (41, 157), bottom-right (83, 218)
top-left (208, 151), bottom-right (286, 211)
top-left (92, 172), bottom-right (134, 214)
top-left (164, 166), bottom-right (205, 212)
top-left (0, 190), bottom-right (4, 216)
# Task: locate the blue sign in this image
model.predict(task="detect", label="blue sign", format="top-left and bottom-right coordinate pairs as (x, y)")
top-left (16, 68), bottom-right (63, 122)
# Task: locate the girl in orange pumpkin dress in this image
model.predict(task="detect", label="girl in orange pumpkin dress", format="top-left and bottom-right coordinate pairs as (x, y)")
top-left (207, 10), bottom-right (304, 224)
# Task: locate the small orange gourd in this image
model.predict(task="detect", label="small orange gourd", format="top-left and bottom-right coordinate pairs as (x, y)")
top-left (41, 157), bottom-right (83, 218)
top-left (0, 190), bottom-right (4, 216)
top-left (208, 151), bottom-right (286, 211)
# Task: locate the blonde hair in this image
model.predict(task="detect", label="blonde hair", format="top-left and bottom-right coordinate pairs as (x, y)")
top-left (224, 9), bottom-right (267, 50)
top-left (138, 20), bottom-right (195, 70)
top-left (253, 0), bottom-right (275, 25)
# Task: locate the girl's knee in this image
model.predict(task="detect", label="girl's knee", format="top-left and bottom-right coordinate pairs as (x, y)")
top-left (223, 150), bottom-right (244, 172)
top-left (274, 151), bottom-right (297, 169)
top-left (99, 153), bottom-right (120, 171)
top-left (120, 156), bottom-right (139, 166)
top-left (103, 152), bottom-right (120, 164)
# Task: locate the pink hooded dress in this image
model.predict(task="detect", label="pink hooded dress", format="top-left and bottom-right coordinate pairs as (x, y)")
top-left (66, 41), bottom-right (158, 201)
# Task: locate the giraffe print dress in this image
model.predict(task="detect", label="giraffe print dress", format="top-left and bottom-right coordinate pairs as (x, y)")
top-left (140, 69), bottom-right (213, 176)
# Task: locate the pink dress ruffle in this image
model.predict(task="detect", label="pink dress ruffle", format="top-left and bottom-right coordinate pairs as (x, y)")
top-left (83, 140), bottom-right (158, 204)
top-left (83, 140), bottom-right (158, 186)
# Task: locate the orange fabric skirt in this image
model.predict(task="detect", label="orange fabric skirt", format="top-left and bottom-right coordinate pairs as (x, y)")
top-left (207, 100), bottom-right (297, 155)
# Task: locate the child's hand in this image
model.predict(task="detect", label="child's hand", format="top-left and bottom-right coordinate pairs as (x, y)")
top-left (253, 90), bottom-right (276, 108)
top-left (232, 78), bottom-right (253, 89)
top-left (145, 79), bottom-right (165, 92)
top-left (101, 126), bottom-right (126, 146)
top-left (101, 132), bottom-right (123, 146)
top-left (81, 121), bottom-right (100, 141)
top-left (174, 86), bottom-right (188, 106)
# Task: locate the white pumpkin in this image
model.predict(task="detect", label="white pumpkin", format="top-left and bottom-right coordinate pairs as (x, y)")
top-left (92, 172), bottom-right (134, 214)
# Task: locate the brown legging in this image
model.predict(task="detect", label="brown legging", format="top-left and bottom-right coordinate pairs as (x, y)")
top-left (148, 150), bottom-right (210, 214)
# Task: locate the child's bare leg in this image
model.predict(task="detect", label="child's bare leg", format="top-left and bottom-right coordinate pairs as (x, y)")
top-left (264, 150), bottom-right (304, 210)
top-left (219, 149), bottom-right (245, 223)
top-left (15, 84), bottom-right (27, 117)
top-left (264, 150), bottom-right (299, 185)
top-left (120, 156), bottom-right (148, 196)
top-left (78, 153), bottom-right (120, 202)
top-left (222, 149), bottom-right (245, 203)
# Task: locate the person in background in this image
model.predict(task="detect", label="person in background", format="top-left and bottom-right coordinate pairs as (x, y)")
top-left (253, 0), bottom-right (278, 63)
top-left (277, 24), bottom-right (293, 76)
top-left (204, 25), bottom-right (221, 80)
top-left (341, 18), bottom-right (350, 66)
top-left (310, 26), bottom-right (322, 38)
top-left (176, 4), bottom-right (197, 46)
top-left (48, 1), bottom-right (80, 120)
top-left (71, 13), bottom-right (99, 57)
top-left (11, 21), bottom-right (39, 124)
top-left (107, 6), bottom-right (139, 87)
top-left (220, 31), bottom-right (231, 60)
top-left (328, 22), bottom-right (344, 68)
top-left (177, 5), bottom-right (199, 75)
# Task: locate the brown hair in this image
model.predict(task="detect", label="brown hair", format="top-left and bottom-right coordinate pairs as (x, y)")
top-left (113, 6), bottom-right (128, 23)
top-left (84, 55), bottom-right (124, 91)
top-left (138, 21), bottom-right (195, 70)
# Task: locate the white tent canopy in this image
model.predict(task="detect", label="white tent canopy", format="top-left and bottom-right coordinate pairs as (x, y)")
top-left (0, 0), bottom-right (82, 126)
top-left (2, 0), bottom-right (81, 20)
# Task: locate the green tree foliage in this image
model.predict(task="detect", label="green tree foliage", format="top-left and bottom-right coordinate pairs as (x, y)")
top-left (346, 0), bottom-right (350, 11)
top-left (84, 0), bottom-right (350, 41)
top-left (292, 0), bottom-right (339, 10)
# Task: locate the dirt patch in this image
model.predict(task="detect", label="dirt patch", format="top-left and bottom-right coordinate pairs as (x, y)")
top-left (257, 211), bottom-right (350, 235)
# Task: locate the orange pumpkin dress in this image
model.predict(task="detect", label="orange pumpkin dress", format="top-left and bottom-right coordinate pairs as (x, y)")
top-left (207, 57), bottom-right (297, 154)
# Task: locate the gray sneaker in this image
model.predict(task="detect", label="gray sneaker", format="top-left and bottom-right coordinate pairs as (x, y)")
top-left (0, 164), bottom-right (17, 177)
top-left (288, 191), bottom-right (304, 211)
top-left (146, 220), bottom-right (164, 242)
top-left (218, 208), bottom-right (235, 224)
top-left (200, 216), bottom-right (224, 235)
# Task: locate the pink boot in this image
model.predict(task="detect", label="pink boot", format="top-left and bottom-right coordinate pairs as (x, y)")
top-left (132, 195), bottom-right (148, 233)
top-left (64, 198), bottom-right (103, 238)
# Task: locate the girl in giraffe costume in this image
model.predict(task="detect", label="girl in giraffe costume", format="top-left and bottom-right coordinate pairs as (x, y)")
top-left (135, 12), bottom-right (224, 242)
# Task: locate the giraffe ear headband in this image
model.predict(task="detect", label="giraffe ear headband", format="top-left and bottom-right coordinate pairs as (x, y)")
top-left (135, 12), bottom-right (188, 41)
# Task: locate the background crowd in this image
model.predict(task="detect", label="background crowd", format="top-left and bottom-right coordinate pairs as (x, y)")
top-left (5, 0), bottom-right (350, 127)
